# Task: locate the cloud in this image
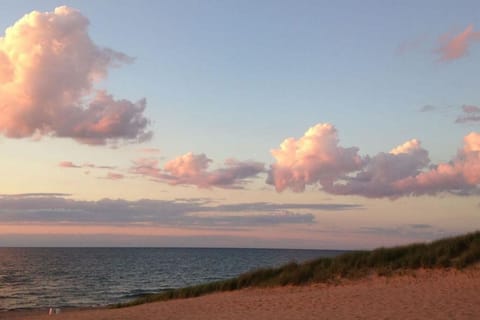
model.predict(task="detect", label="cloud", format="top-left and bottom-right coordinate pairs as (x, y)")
top-left (130, 157), bottom-right (162, 178)
top-left (419, 104), bottom-right (480, 124)
top-left (268, 123), bottom-right (480, 198)
top-left (326, 139), bottom-right (430, 198)
top-left (389, 139), bottom-right (423, 155)
top-left (461, 105), bottom-right (480, 114)
top-left (0, 193), bottom-right (70, 198)
top-left (436, 25), bottom-right (480, 61)
top-left (267, 123), bottom-right (362, 192)
top-left (357, 224), bottom-right (445, 241)
top-left (59, 161), bottom-right (115, 170)
top-left (84, 163), bottom-right (116, 170)
top-left (164, 153), bottom-right (211, 177)
top-left (456, 105), bottom-right (480, 123)
top-left (131, 152), bottom-right (265, 189)
top-left (0, 195), bottom-right (362, 227)
top-left (59, 161), bottom-right (81, 168)
top-left (139, 148), bottom-right (161, 154)
top-left (0, 6), bottom-right (151, 145)
top-left (393, 132), bottom-right (480, 196)
top-left (104, 172), bottom-right (124, 180)
top-left (207, 202), bottom-right (362, 212)
top-left (409, 224), bottom-right (432, 229)
top-left (419, 105), bottom-right (437, 112)
top-left (396, 35), bottom-right (427, 55)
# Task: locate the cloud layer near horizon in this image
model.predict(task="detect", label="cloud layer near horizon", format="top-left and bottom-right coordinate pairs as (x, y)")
top-left (268, 123), bottom-right (480, 198)
top-left (0, 6), bottom-right (151, 145)
top-left (131, 152), bottom-right (265, 189)
top-left (0, 194), bottom-right (363, 227)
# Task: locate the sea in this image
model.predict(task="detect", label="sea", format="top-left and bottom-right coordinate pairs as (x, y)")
top-left (0, 247), bottom-right (344, 311)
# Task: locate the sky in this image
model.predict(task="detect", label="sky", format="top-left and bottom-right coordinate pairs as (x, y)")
top-left (0, 0), bottom-right (479, 249)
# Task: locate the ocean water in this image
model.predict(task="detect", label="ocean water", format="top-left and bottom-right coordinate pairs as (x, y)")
top-left (0, 248), bottom-right (343, 311)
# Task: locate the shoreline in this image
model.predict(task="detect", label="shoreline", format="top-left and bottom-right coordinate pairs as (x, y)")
top-left (4, 266), bottom-right (480, 320)
top-left (1, 307), bottom-right (95, 319)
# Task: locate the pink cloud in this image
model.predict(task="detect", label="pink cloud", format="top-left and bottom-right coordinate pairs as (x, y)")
top-left (266, 123), bottom-right (362, 192)
top-left (131, 152), bottom-right (265, 189)
top-left (437, 25), bottom-right (480, 61)
top-left (389, 139), bottom-right (423, 155)
top-left (0, 6), bottom-right (151, 145)
top-left (164, 153), bottom-right (211, 178)
top-left (462, 105), bottom-right (480, 114)
top-left (105, 172), bottom-right (124, 180)
top-left (393, 133), bottom-right (480, 195)
top-left (268, 123), bottom-right (480, 198)
top-left (130, 158), bottom-right (162, 178)
top-left (58, 161), bottom-right (80, 168)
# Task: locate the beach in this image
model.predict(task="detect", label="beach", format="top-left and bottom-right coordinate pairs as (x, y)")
top-left (5, 266), bottom-right (479, 320)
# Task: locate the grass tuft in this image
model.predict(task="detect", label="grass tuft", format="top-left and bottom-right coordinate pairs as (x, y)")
top-left (114, 231), bottom-right (480, 308)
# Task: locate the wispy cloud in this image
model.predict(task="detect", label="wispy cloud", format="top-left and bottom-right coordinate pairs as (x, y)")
top-left (419, 105), bottom-right (437, 113)
top-left (396, 35), bottom-right (427, 55)
top-left (356, 224), bottom-right (447, 241)
top-left (0, 6), bottom-right (151, 145)
top-left (461, 105), bottom-right (480, 114)
top-left (268, 123), bottom-right (480, 198)
top-left (139, 148), bottom-right (161, 154)
top-left (131, 153), bottom-right (265, 189)
top-left (436, 25), bottom-right (480, 61)
top-left (59, 161), bottom-right (81, 168)
top-left (409, 224), bottom-right (432, 229)
top-left (419, 104), bottom-right (480, 124)
top-left (456, 105), bottom-right (480, 123)
top-left (104, 172), bottom-right (124, 180)
top-left (0, 193), bottom-right (71, 198)
top-left (59, 161), bottom-right (115, 170)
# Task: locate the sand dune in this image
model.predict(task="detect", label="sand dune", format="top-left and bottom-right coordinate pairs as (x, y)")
top-left (5, 266), bottom-right (480, 320)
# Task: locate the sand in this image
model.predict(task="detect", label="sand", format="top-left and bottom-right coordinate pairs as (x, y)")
top-left (4, 266), bottom-right (480, 320)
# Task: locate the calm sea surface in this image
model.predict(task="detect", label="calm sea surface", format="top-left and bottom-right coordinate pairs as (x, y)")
top-left (0, 248), bottom-right (343, 311)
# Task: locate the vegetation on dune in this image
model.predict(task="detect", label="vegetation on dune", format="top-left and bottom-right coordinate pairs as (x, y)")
top-left (115, 231), bottom-right (480, 308)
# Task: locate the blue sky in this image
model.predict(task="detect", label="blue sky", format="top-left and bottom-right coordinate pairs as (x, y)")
top-left (0, 1), bottom-right (479, 248)
top-left (1, 0), bottom-right (475, 157)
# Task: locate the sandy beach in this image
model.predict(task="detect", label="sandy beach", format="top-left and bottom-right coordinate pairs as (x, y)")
top-left (4, 266), bottom-right (479, 320)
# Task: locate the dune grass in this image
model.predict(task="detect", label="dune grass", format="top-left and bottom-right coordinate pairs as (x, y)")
top-left (115, 231), bottom-right (480, 308)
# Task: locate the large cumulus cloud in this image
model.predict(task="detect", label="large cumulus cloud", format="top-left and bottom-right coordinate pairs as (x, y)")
top-left (266, 124), bottom-right (362, 192)
top-left (268, 123), bottom-right (480, 198)
top-left (0, 6), bottom-right (151, 145)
